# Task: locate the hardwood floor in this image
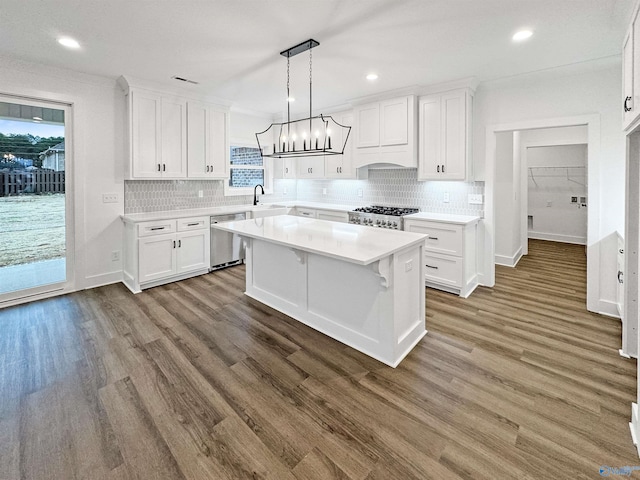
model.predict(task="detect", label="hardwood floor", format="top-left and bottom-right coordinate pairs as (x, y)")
top-left (0, 239), bottom-right (638, 479)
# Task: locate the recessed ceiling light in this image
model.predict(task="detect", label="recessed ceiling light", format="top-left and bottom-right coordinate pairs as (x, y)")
top-left (512, 30), bottom-right (533, 42)
top-left (286, 96), bottom-right (295, 102)
top-left (58, 37), bottom-right (80, 49)
top-left (366, 73), bottom-right (379, 81)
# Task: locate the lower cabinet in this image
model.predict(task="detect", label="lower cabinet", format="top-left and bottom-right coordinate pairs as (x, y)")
top-left (292, 207), bottom-right (348, 223)
top-left (124, 216), bottom-right (210, 293)
top-left (618, 233), bottom-right (625, 320)
top-left (404, 216), bottom-right (479, 297)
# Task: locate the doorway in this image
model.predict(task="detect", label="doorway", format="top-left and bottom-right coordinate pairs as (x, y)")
top-left (0, 96), bottom-right (73, 304)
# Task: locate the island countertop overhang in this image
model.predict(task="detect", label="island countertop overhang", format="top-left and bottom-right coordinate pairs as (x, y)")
top-left (213, 215), bottom-right (428, 266)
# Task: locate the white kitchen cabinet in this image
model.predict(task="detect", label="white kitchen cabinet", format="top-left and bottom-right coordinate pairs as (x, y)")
top-left (187, 102), bottom-right (229, 179)
top-left (161, 96), bottom-right (187, 178)
top-left (128, 90), bottom-right (187, 179)
top-left (120, 77), bottom-right (229, 180)
top-left (131, 90), bottom-right (162, 178)
top-left (418, 88), bottom-right (472, 181)
top-left (404, 215), bottom-right (479, 297)
top-left (123, 216), bottom-right (210, 293)
top-left (623, 2), bottom-right (640, 131)
top-left (296, 156), bottom-right (325, 179)
top-left (353, 95), bottom-right (417, 168)
top-left (294, 207), bottom-right (317, 218)
top-left (316, 210), bottom-right (348, 223)
top-left (325, 111), bottom-right (368, 180)
top-left (618, 233), bottom-right (625, 319)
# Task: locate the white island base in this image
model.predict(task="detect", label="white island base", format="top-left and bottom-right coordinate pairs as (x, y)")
top-left (243, 236), bottom-right (426, 368)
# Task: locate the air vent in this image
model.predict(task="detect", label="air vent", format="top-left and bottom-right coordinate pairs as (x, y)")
top-left (171, 76), bottom-right (199, 85)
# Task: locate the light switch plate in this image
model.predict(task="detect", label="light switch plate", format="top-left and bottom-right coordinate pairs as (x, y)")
top-left (357, 188), bottom-right (363, 197)
top-left (443, 192), bottom-right (450, 203)
top-left (468, 194), bottom-right (483, 205)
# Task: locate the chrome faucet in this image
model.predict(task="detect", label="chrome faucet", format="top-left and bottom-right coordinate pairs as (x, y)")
top-left (253, 184), bottom-right (265, 205)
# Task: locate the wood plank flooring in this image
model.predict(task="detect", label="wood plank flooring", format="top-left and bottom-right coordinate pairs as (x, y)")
top-left (0, 239), bottom-right (638, 479)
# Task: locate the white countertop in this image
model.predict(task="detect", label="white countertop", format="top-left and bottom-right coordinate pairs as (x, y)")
top-left (404, 212), bottom-right (481, 225)
top-left (121, 201), bottom-right (359, 224)
top-left (213, 215), bottom-right (427, 265)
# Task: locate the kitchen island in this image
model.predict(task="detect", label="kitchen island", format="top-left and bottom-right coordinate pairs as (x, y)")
top-left (213, 215), bottom-right (428, 367)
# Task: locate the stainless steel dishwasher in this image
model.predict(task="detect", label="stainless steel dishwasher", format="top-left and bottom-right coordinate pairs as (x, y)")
top-left (210, 212), bottom-right (247, 270)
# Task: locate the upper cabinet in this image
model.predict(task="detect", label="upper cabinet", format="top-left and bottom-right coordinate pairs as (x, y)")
top-left (418, 88), bottom-right (473, 181)
top-left (120, 77), bottom-right (230, 180)
top-left (623, 3), bottom-right (640, 131)
top-left (352, 95), bottom-right (417, 168)
top-left (325, 111), bottom-right (368, 179)
top-left (186, 101), bottom-right (229, 179)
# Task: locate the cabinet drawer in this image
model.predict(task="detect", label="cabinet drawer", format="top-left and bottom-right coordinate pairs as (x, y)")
top-left (296, 208), bottom-right (317, 218)
top-left (177, 216), bottom-right (208, 231)
top-left (424, 253), bottom-right (462, 288)
top-left (316, 210), bottom-right (348, 223)
top-left (405, 220), bottom-right (463, 256)
top-left (137, 220), bottom-right (177, 237)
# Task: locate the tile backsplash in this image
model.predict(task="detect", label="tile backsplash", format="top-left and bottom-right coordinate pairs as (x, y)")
top-left (297, 169), bottom-right (484, 216)
top-left (124, 169), bottom-right (484, 216)
top-left (124, 179), bottom-right (296, 214)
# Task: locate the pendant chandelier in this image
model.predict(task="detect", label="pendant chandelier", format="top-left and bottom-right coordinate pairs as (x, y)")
top-left (256, 39), bottom-right (351, 158)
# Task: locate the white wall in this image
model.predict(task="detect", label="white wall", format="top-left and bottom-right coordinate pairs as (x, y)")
top-left (475, 59), bottom-right (625, 314)
top-left (495, 131), bottom-right (518, 264)
top-left (0, 54), bottom-right (124, 292)
top-left (527, 144), bottom-right (588, 244)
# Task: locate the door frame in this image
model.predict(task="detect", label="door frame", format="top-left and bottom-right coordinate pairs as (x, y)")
top-left (485, 114), bottom-right (601, 312)
top-left (0, 94), bottom-right (75, 306)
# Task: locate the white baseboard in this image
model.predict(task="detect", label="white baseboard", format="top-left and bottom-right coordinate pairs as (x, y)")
top-left (631, 403), bottom-right (640, 458)
top-left (598, 299), bottom-right (621, 318)
top-left (495, 247), bottom-right (523, 267)
top-left (528, 231), bottom-right (586, 245)
top-left (83, 270), bottom-right (124, 290)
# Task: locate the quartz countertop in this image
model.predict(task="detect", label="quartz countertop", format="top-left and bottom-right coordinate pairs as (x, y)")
top-left (403, 212), bottom-right (481, 225)
top-left (213, 215), bottom-right (427, 265)
top-left (120, 201), bottom-right (359, 224)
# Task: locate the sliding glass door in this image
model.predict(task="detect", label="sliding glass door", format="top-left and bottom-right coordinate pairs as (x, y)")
top-left (0, 96), bottom-right (72, 304)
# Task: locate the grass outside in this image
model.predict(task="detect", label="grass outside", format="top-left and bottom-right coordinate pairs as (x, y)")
top-left (0, 194), bottom-right (65, 267)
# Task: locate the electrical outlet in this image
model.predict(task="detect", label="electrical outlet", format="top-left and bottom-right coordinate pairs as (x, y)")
top-left (546, 201), bottom-right (552, 207)
top-left (357, 188), bottom-right (363, 197)
top-left (443, 192), bottom-right (450, 203)
top-left (570, 196), bottom-right (578, 203)
top-left (405, 259), bottom-right (413, 272)
top-left (102, 193), bottom-right (118, 203)
top-left (283, 187), bottom-right (288, 195)
top-left (322, 188), bottom-right (327, 195)
top-left (468, 194), bottom-right (483, 205)
top-left (111, 251), bottom-right (120, 262)
top-left (198, 190), bottom-right (203, 198)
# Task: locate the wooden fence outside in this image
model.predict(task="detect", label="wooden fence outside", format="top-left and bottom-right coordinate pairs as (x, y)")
top-left (0, 170), bottom-right (65, 196)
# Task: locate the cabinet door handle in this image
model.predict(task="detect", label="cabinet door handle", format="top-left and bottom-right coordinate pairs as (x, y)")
top-left (163, 164), bottom-right (166, 172)
top-left (178, 239), bottom-right (181, 248)
top-left (625, 96), bottom-right (633, 112)
top-left (150, 226), bottom-right (165, 231)
top-left (339, 167), bottom-right (342, 173)
top-left (157, 164), bottom-right (161, 172)
top-left (426, 264), bottom-right (439, 269)
top-left (337, 167), bottom-right (339, 173)
top-left (442, 164), bottom-right (445, 173)
top-left (618, 271), bottom-right (624, 283)
top-left (173, 240), bottom-right (176, 248)
top-left (285, 167), bottom-right (289, 173)
top-left (206, 165), bottom-right (209, 172)
top-left (620, 248), bottom-right (625, 254)
top-left (437, 165), bottom-right (440, 173)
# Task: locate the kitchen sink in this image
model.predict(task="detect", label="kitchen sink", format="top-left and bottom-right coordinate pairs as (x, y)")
top-left (246, 205), bottom-right (289, 219)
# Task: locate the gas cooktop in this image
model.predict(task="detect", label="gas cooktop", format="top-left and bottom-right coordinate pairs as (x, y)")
top-left (348, 206), bottom-right (419, 229)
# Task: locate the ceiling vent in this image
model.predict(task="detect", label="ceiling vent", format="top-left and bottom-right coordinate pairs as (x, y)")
top-left (171, 76), bottom-right (199, 85)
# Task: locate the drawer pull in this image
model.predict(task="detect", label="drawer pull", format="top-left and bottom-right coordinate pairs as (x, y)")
top-left (619, 271), bottom-right (624, 284)
top-left (429, 236), bottom-right (439, 241)
top-left (187, 222), bottom-right (200, 226)
top-left (426, 264), bottom-right (439, 269)
top-left (150, 227), bottom-right (165, 231)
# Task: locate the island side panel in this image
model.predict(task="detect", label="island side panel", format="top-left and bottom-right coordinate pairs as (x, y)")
top-left (391, 243), bottom-right (427, 366)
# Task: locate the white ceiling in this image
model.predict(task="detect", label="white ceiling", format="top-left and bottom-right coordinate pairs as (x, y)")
top-left (0, 0), bottom-right (633, 115)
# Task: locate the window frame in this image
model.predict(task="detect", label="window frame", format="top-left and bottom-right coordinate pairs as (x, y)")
top-left (223, 141), bottom-right (273, 197)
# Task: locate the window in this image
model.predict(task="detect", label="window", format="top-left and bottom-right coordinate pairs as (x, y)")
top-left (224, 144), bottom-right (273, 196)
